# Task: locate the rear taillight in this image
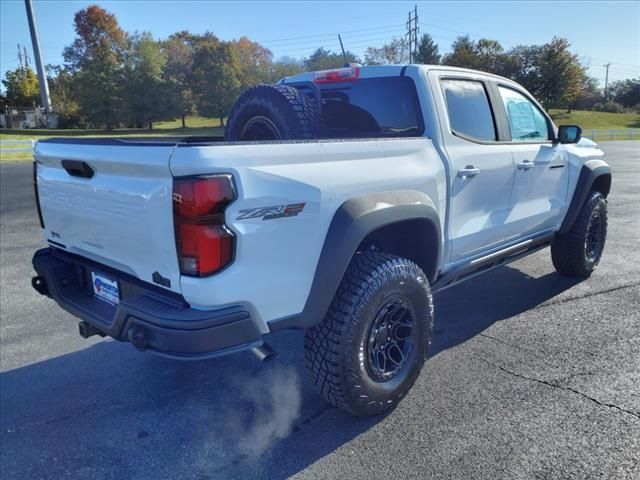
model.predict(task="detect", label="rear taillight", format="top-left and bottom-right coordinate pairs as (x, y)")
top-left (33, 161), bottom-right (45, 228)
top-left (173, 175), bottom-right (236, 276)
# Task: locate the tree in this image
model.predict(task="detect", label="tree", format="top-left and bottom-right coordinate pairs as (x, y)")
top-left (190, 35), bottom-right (241, 126)
top-left (529, 37), bottom-right (585, 109)
top-left (414, 33), bottom-right (440, 64)
top-left (162, 31), bottom-right (198, 128)
top-left (570, 76), bottom-right (602, 111)
top-left (508, 44), bottom-right (543, 94)
top-left (46, 64), bottom-right (80, 126)
top-left (63, 5), bottom-right (130, 128)
top-left (474, 39), bottom-right (512, 75)
top-left (442, 36), bottom-right (514, 76)
top-left (304, 48), bottom-right (358, 71)
top-left (609, 78), bottom-right (640, 109)
top-left (2, 67), bottom-right (39, 106)
top-left (268, 56), bottom-right (304, 83)
top-left (441, 35), bottom-right (477, 68)
top-left (124, 32), bottom-right (168, 128)
top-left (364, 37), bottom-right (408, 65)
top-left (231, 36), bottom-right (273, 88)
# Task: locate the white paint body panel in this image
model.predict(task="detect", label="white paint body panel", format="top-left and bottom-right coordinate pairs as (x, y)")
top-left (34, 65), bottom-right (606, 334)
top-left (170, 138), bottom-right (446, 331)
top-left (34, 142), bottom-right (182, 293)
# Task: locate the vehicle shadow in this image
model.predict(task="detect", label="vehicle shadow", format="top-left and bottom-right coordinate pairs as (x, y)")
top-left (0, 263), bottom-right (582, 480)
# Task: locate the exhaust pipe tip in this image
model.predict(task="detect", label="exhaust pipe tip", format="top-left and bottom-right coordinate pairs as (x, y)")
top-left (32, 275), bottom-right (49, 296)
top-left (128, 326), bottom-right (147, 351)
top-left (251, 343), bottom-right (277, 362)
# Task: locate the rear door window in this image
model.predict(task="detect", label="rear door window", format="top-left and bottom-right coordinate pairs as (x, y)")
top-left (441, 79), bottom-right (497, 142)
top-left (319, 77), bottom-right (423, 138)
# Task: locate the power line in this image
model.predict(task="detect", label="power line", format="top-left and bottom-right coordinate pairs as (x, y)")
top-left (258, 23), bottom-right (403, 45)
top-left (268, 32), bottom-right (407, 55)
top-left (262, 27), bottom-right (407, 50)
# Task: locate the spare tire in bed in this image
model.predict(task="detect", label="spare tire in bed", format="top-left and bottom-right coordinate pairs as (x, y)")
top-left (225, 84), bottom-right (319, 141)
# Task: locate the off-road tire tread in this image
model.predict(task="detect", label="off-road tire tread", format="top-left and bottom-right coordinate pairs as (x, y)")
top-left (304, 251), bottom-right (433, 416)
top-left (551, 191), bottom-right (608, 277)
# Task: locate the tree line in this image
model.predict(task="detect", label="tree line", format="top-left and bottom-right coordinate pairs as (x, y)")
top-left (2, 4), bottom-right (639, 129)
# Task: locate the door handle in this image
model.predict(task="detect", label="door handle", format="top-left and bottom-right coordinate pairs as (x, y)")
top-left (61, 160), bottom-right (94, 179)
top-left (517, 159), bottom-right (534, 170)
top-left (457, 165), bottom-right (480, 178)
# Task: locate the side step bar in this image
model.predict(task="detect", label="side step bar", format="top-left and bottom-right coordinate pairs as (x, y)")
top-left (432, 233), bottom-right (555, 293)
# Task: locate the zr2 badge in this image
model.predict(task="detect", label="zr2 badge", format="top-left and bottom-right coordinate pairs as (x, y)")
top-left (237, 203), bottom-right (305, 221)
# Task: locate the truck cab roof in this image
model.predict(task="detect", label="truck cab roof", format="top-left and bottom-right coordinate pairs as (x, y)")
top-left (280, 64), bottom-right (516, 86)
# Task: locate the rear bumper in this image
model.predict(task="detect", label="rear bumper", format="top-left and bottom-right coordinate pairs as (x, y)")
top-left (31, 248), bottom-right (263, 360)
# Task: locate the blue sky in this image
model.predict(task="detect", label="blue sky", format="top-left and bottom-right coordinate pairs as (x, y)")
top-left (1, 0), bottom-right (639, 87)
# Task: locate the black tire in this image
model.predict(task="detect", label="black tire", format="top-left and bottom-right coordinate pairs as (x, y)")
top-left (225, 84), bottom-right (319, 141)
top-left (551, 191), bottom-right (608, 277)
top-left (304, 251), bottom-right (434, 416)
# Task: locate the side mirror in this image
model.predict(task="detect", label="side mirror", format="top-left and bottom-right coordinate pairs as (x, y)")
top-left (557, 125), bottom-right (582, 144)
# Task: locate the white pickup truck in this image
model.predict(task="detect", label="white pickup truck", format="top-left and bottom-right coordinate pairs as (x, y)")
top-left (31, 65), bottom-right (611, 416)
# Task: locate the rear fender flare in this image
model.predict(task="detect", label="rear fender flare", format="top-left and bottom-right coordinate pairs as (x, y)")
top-left (270, 190), bottom-right (441, 331)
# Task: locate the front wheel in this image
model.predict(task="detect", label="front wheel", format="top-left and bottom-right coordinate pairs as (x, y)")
top-left (304, 251), bottom-right (434, 416)
top-left (551, 191), bottom-right (608, 277)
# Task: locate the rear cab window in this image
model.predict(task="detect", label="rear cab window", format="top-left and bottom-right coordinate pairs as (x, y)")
top-left (318, 77), bottom-right (424, 138)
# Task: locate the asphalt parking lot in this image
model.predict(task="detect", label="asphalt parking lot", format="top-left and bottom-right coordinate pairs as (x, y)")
top-left (1, 141), bottom-right (639, 480)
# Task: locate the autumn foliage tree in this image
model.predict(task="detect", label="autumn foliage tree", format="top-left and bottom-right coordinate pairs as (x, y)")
top-left (231, 36), bottom-right (273, 88)
top-left (63, 4), bottom-right (129, 128)
top-left (2, 67), bottom-right (39, 106)
top-left (16, 3), bottom-right (620, 130)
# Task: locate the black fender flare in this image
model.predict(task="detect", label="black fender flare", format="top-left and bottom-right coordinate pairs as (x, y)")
top-left (269, 190), bottom-right (442, 331)
top-left (560, 159), bottom-right (612, 234)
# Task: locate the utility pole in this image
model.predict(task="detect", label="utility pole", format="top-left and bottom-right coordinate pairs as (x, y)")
top-left (603, 62), bottom-right (612, 101)
top-left (405, 5), bottom-right (419, 63)
top-left (24, 0), bottom-right (52, 113)
top-left (17, 44), bottom-right (23, 71)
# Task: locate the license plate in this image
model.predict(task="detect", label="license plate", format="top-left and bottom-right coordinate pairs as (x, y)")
top-left (91, 271), bottom-right (120, 305)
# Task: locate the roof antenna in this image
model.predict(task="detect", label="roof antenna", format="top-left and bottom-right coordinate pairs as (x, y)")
top-left (338, 34), bottom-right (349, 67)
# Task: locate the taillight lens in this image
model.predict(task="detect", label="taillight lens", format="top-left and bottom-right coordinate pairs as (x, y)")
top-left (173, 175), bottom-right (236, 276)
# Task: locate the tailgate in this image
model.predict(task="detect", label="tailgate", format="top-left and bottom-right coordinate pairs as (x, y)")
top-left (34, 139), bottom-right (182, 293)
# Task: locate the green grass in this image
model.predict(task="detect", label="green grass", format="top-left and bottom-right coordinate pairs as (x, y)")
top-left (2, 111), bottom-right (638, 162)
top-left (549, 109), bottom-right (640, 130)
top-left (0, 116), bottom-right (224, 162)
top-left (155, 116), bottom-right (225, 129)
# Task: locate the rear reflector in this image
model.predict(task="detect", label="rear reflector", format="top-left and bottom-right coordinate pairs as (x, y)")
top-left (33, 161), bottom-right (45, 229)
top-left (313, 67), bottom-right (359, 84)
top-left (173, 175), bottom-right (236, 276)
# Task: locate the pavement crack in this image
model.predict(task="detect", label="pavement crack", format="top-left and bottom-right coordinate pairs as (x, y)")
top-left (478, 356), bottom-right (640, 421)
top-left (533, 282), bottom-right (640, 311)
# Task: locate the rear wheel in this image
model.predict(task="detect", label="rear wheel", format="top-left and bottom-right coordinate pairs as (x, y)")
top-left (225, 84), bottom-right (319, 141)
top-left (304, 251), bottom-right (434, 416)
top-left (551, 191), bottom-right (608, 277)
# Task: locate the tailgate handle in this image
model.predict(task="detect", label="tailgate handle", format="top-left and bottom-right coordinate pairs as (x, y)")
top-left (61, 160), bottom-right (94, 179)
